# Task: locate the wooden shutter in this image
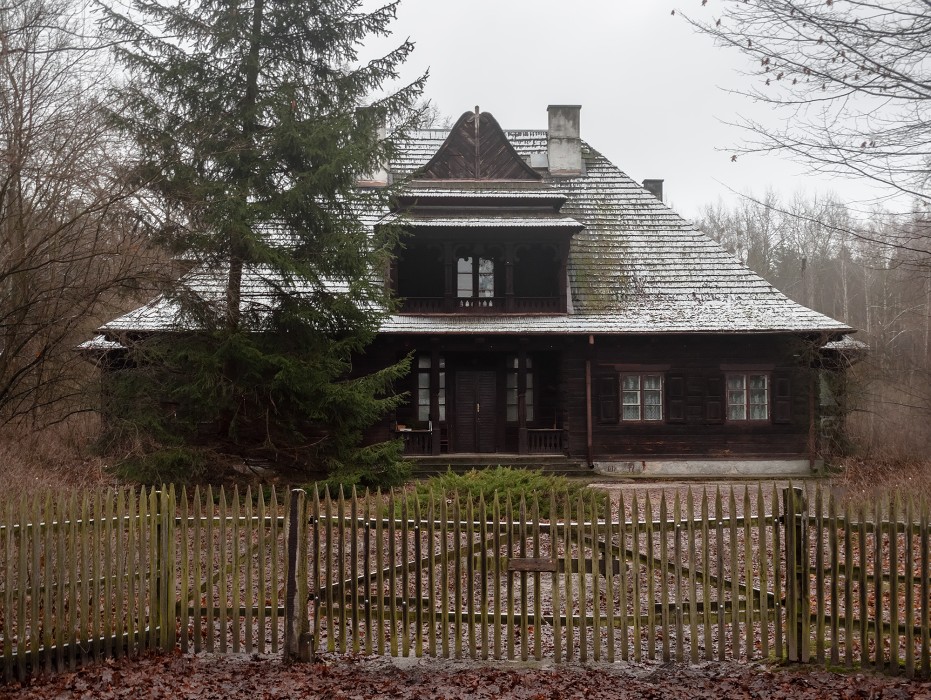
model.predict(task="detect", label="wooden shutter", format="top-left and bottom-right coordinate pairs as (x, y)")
top-left (597, 375), bottom-right (618, 424)
top-left (705, 376), bottom-right (724, 423)
top-left (773, 374), bottom-right (792, 424)
top-left (666, 374), bottom-right (686, 423)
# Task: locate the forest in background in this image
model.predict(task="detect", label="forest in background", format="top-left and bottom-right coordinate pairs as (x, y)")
top-left (697, 193), bottom-right (931, 456)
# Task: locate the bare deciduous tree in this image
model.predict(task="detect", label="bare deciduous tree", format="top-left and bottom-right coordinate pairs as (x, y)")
top-left (0, 0), bottom-right (160, 426)
top-left (684, 1), bottom-right (931, 207)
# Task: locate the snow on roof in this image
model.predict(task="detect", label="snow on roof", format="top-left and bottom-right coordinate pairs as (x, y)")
top-left (98, 125), bottom-right (853, 337)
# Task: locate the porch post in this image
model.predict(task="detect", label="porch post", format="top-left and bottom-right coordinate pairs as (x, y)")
top-left (518, 349), bottom-right (528, 454)
top-left (505, 243), bottom-right (515, 313)
top-left (430, 347), bottom-right (441, 455)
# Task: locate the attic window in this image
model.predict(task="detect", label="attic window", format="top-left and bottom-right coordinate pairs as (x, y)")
top-left (457, 256), bottom-right (495, 298)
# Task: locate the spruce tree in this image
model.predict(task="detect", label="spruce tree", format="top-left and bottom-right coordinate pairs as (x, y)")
top-left (99, 0), bottom-right (425, 484)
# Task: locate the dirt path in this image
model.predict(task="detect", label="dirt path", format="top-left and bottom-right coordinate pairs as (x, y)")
top-left (2, 652), bottom-right (929, 700)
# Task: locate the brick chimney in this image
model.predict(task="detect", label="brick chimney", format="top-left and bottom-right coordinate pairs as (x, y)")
top-left (357, 123), bottom-right (389, 187)
top-left (547, 105), bottom-right (582, 176)
top-left (642, 179), bottom-right (664, 201)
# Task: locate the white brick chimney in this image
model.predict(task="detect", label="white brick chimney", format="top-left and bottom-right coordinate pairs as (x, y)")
top-left (547, 105), bottom-right (582, 176)
top-left (357, 123), bottom-right (389, 187)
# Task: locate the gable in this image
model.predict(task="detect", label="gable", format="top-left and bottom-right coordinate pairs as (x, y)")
top-left (417, 109), bottom-right (542, 181)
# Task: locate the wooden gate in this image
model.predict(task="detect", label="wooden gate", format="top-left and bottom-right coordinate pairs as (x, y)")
top-left (284, 485), bottom-right (798, 664)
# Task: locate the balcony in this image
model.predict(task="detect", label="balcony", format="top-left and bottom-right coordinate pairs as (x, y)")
top-left (399, 296), bottom-right (563, 315)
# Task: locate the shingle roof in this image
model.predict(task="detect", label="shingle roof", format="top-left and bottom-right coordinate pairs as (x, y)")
top-left (98, 126), bottom-right (853, 338)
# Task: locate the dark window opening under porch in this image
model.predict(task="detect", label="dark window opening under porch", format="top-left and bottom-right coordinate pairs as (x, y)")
top-left (395, 350), bottom-right (564, 456)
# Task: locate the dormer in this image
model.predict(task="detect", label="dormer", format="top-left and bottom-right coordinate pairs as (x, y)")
top-left (385, 108), bottom-right (584, 314)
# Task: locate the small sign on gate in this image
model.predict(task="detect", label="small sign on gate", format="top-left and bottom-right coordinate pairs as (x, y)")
top-left (507, 557), bottom-right (558, 573)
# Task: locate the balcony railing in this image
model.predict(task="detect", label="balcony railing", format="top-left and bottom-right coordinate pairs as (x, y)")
top-left (400, 296), bottom-right (562, 314)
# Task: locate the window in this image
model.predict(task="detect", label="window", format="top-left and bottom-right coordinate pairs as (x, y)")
top-left (506, 356), bottom-right (534, 422)
top-left (416, 356), bottom-right (445, 423)
top-left (621, 374), bottom-right (663, 421)
top-left (457, 256), bottom-right (495, 298)
top-left (727, 373), bottom-right (769, 421)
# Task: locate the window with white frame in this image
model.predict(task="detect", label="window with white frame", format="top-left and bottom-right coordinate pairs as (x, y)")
top-left (621, 374), bottom-right (663, 421)
top-left (726, 373), bottom-right (769, 421)
top-left (457, 256), bottom-right (495, 298)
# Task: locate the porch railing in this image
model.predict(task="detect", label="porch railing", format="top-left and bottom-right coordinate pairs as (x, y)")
top-left (527, 429), bottom-right (565, 454)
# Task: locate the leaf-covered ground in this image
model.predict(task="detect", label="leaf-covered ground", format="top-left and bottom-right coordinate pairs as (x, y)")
top-left (2, 652), bottom-right (930, 700)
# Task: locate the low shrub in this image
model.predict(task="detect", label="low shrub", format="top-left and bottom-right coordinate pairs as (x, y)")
top-left (112, 446), bottom-right (208, 486)
top-left (410, 466), bottom-right (604, 520)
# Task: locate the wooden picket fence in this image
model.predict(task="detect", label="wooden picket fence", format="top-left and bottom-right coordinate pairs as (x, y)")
top-left (0, 485), bottom-right (287, 682)
top-left (3, 482), bottom-right (931, 681)
top-left (284, 484), bottom-right (931, 677)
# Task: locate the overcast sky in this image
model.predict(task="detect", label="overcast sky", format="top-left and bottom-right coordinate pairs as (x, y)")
top-left (369, 0), bottom-right (889, 221)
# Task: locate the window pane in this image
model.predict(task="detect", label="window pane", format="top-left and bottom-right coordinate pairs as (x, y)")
top-left (438, 404), bottom-right (445, 421)
top-left (506, 405), bottom-right (517, 422)
top-left (644, 404), bottom-right (662, 421)
top-left (526, 374), bottom-right (533, 389)
top-left (729, 404), bottom-right (746, 420)
top-left (644, 389), bottom-right (662, 406)
top-left (727, 375), bottom-right (745, 391)
top-left (418, 373), bottom-right (429, 389)
top-left (478, 257), bottom-right (494, 297)
top-left (749, 388), bottom-right (767, 405)
top-left (749, 374), bottom-right (767, 390)
top-left (622, 405), bottom-right (640, 421)
top-left (526, 392), bottom-right (534, 422)
top-left (643, 375), bottom-right (662, 391)
top-left (457, 257), bottom-right (472, 297)
top-left (727, 390), bottom-right (745, 406)
top-left (506, 373), bottom-right (517, 389)
top-left (750, 404), bottom-right (768, 420)
top-left (622, 375), bottom-right (640, 391)
top-left (622, 390), bottom-right (640, 406)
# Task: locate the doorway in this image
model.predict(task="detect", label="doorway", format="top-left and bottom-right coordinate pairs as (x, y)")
top-left (454, 370), bottom-right (496, 452)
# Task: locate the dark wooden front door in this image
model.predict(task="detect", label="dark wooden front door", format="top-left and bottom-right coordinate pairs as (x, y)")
top-left (454, 370), bottom-right (496, 452)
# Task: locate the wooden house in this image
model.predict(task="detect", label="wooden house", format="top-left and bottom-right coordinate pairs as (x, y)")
top-left (87, 105), bottom-right (856, 476)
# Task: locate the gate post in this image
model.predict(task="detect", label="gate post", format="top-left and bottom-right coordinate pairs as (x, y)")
top-left (284, 488), bottom-right (311, 663)
top-left (783, 486), bottom-right (809, 662)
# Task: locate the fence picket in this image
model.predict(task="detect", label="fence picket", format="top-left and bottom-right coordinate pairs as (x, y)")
top-left (921, 502), bottom-right (930, 677)
top-left (439, 494), bottom-right (448, 658)
top-left (375, 490), bottom-right (386, 657)
top-left (244, 487), bottom-right (254, 654)
top-left (843, 498), bottom-right (853, 668)
top-left (468, 497), bottom-right (476, 660)
top-left (890, 496), bottom-right (900, 670)
top-left (729, 487), bottom-right (739, 660)
top-left (828, 490), bottom-right (839, 666)
top-left (644, 493), bottom-right (654, 661)
top-left (631, 490), bottom-right (641, 663)
top-left (604, 492), bottom-right (615, 663)
top-left (592, 491), bottom-right (602, 662)
top-left (905, 496), bottom-right (915, 678)
top-left (659, 493), bottom-right (669, 663)
top-left (858, 502), bottom-right (869, 668)
top-left (743, 486), bottom-right (753, 661)
top-left (701, 489), bottom-right (712, 661)
top-left (673, 492), bottom-right (683, 663)
top-left (492, 493), bottom-right (501, 660)
top-left (366, 490), bottom-right (375, 656)
top-left (618, 491), bottom-right (629, 662)
top-left (563, 493), bottom-right (573, 662)
top-left (453, 493), bottom-right (463, 660)
top-left (758, 485), bottom-right (769, 660)
top-left (270, 485), bottom-right (280, 655)
top-left (532, 495), bottom-right (542, 662)
top-left (339, 488), bottom-right (349, 656)
top-left (772, 483), bottom-right (782, 661)
top-left (519, 496), bottom-right (529, 662)
top-left (478, 494), bottom-right (488, 661)
top-left (3, 500), bottom-right (13, 682)
top-left (815, 485), bottom-right (825, 664)
top-left (686, 488), bottom-right (698, 664)
top-left (351, 487), bottom-right (361, 655)
top-left (551, 492), bottom-right (562, 663)
top-left (576, 491), bottom-right (586, 663)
